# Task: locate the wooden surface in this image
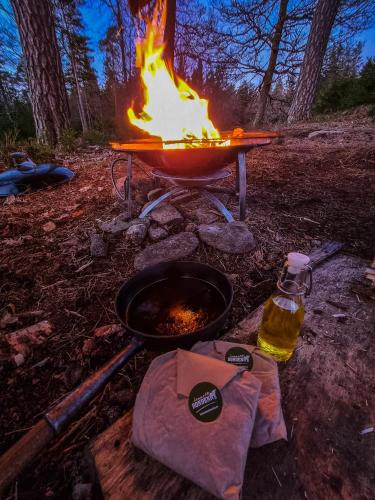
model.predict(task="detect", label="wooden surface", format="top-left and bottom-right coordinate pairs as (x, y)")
top-left (90, 245), bottom-right (375, 500)
top-left (0, 419), bottom-right (54, 496)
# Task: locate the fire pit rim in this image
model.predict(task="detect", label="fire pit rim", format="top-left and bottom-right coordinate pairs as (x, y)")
top-left (111, 131), bottom-right (279, 153)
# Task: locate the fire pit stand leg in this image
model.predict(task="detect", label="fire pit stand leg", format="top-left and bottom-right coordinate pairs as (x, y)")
top-left (237, 152), bottom-right (247, 221)
top-left (127, 154), bottom-right (132, 218)
top-left (139, 187), bottom-right (184, 218)
top-left (201, 190), bottom-right (234, 223)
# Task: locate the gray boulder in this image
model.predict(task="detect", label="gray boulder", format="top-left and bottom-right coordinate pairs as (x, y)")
top-left (90, 233), bottom-right (108, 257)
top-left (100, 213), bottom-right (130, 234)
top-left (150, 204), bottom-right (183, 225)
top-left (126, 223), bottom-right (148, 244)
top-left (148, 225), bottom-right (168, 242)
top-left (198, 221), bottom-right (256, 253)
top-left (134, 232), bottom-right (199, 270)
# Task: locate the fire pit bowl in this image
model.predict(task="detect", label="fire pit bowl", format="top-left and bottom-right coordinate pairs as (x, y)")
top-left (111, 131), bottom-right (279, 176)
top-left (115, 261), bottom-right (233, 350)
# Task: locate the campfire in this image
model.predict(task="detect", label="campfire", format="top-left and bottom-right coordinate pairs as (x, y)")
top-left (127, 0), bottom-right (225, 149)
top-left (110, 0), bottom-right (277, 223)
top-left (111, 0), bottom-right (277, 177)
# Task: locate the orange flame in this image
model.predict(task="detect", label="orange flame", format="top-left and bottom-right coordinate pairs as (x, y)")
top-left (127, 0), bottom-right (222, 147)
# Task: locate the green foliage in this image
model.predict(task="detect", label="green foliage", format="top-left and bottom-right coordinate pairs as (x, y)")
top-left (59, 128), bottom-right (79, 152)
top-left (0, 129), bottom-right (20, 165)
top-left (23, 139), bottom-right (54, 164)
top-left (83, 129), bottom-right (108, 145)
top-left (0, 132), bottom-right (54, 167)
top-left (315, 58), bottom-right (375, 114)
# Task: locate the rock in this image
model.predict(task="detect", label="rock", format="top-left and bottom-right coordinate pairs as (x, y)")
top-left (72, 483), bottom-right (92, 500)
top-left (185, 222), bottom-right (197, 232)
top-left (308, 129), bottom-right (345, 140)
top-left (129, 217), bottom-right (151, 228)
top-left (147, 187), bottom-right (164, 201)
top-left (42, 221), bottom-right (56, 232)
top-left (148, 225), bottom-right (168, 242)
top-left (134, 232), bottom-right (199, 271)
top-left (150, 204), bottom-right (183, 225)
top-left (126, 223), bottom-right (148, 244)
top-left (170, 191), bottom-right (200, 206)
top-left (198, 221), bottom-right (256, 254)
top-left (13, 353), bottom-right (25, 367)
top-left (100, 213), bottom-right (131, 234)
top-left (194, 208), bottom-right (219, 224)
top-left (89, 233), bottom-right (108, 257)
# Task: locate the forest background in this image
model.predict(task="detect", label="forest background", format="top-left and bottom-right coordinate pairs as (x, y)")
top-left (1, 0), bottom-right (375, 155)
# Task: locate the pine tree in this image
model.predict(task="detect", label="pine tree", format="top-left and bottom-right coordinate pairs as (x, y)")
top-left (11, 0), bottom-right (70, 145)
top-left (55, 0), bottom-right (100, 133)
top-left (287, 0), bottom-right (341, 123)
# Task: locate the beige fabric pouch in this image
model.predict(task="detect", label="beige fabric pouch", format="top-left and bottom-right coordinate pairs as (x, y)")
top-left (191, 341), bottom-right (287, 448)
top-left (132, 349), bottom-right (261, 500)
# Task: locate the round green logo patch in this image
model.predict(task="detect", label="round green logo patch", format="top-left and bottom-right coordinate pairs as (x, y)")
top-left (225, 347), bottom-right (253, 370)
top-left (188, 382), bottom-right (222, 423)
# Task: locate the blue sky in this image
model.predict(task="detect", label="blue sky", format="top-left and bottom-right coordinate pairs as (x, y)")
top-left (2, 0), bottom-right (374, 84)
top-left (79, 1), bottom-right (375, 86)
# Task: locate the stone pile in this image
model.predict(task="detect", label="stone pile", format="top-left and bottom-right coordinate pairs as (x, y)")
top-left (95, 191), bottom-right (256, 267)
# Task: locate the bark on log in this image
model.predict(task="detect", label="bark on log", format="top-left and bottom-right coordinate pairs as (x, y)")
top-left (11, 0), bottom-right (70, 145)
top-left (287, 0), bottom-right (340, 124)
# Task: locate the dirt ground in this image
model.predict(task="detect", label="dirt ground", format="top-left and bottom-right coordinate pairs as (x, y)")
top-left (0, 112), bottom-right (374, 499)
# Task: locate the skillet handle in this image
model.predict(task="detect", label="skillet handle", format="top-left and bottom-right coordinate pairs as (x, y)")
top-left (0, 338), bottom-right (145, 495)
top-left (45, 338), bottom-right (145, 433)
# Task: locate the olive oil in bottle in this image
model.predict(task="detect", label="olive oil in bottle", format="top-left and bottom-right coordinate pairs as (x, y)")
top-left (257, 253), bottom-right (312, 361)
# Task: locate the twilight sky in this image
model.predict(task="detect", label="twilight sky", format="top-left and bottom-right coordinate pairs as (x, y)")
top-left (78, 0), bottom-right (375, 86)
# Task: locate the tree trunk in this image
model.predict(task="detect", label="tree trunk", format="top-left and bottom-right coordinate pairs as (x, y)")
top-left (58, 0), bottom-right (89, 134)
top-left (71, 57), bottom-right (89, 134)
top-left (11, 0), bottom-right (70, 145)
top-left (287, 0), bottom-right (340, 124)
top-left (164, 0), bottom-right (176, 70)
top-left (253, 0), bottom-right (288, 127)
top-left (115, 0), bottom-right (128, 84)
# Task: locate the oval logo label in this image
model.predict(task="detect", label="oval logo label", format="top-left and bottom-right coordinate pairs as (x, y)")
top-left (188, 382), bottom-right (222, 423)
top-left (225, 347), bottom-right (253, 370)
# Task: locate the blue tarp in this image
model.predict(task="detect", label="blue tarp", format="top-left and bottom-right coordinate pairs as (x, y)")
top-left (0, 161), bottom-right (75, 197)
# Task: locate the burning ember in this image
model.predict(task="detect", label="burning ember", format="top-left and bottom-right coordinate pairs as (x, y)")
top-left (156, 304), bottom-right (208, 336)
top-left (127, 0), bottom-right (225, 148)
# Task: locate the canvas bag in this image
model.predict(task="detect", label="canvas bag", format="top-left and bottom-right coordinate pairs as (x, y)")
top-left (132, 349), bottom-right (262, 500)
top-left (191, 341), bottom-right (287, 448)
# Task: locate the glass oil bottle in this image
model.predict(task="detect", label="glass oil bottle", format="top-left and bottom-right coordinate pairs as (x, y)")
top-left (257, 253), bottom-right (312, 361)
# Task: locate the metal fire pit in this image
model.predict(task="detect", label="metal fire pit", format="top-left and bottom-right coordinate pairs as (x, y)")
top-left (110, 131), bottom-right (278, 221)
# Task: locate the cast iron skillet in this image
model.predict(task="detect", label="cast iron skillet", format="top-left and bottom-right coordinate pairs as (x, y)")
top-left (115, 260), bottom-right (233, 350)
top-left (0, 261), bottom-right (233, 493)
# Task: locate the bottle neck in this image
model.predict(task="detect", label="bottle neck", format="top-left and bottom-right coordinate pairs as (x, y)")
top-left (277, 269), bottom-right (306, 296)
